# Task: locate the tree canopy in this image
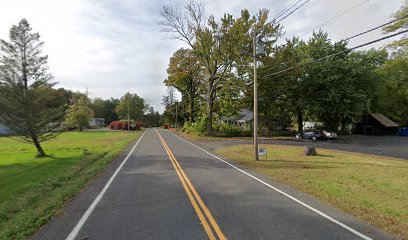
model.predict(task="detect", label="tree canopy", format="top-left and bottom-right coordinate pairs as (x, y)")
top-left (65, 94), bottom-right (95, 131)
top-left (115, 92), bottom-right (147, 121)
top-left (161, 0), bottom-right (281, 134)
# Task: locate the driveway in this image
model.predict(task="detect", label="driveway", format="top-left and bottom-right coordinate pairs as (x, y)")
top-left (191, 134), bottom-right (408, 160)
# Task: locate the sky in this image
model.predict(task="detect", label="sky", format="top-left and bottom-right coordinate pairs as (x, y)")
top-left (0, 0), bottom-right (404, 113)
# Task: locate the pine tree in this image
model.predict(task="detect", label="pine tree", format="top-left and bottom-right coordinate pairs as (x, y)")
top-left (0, 19), bottom-right (64, 157)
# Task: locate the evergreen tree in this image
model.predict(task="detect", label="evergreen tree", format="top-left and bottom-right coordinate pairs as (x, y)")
top-left (0, 19), bottom-right (64, 157)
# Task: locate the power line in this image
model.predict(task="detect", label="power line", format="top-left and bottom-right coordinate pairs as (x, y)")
top-left (299, 0), bottom-right (371, 37)
top-left (256, 15), bottom-right (408, 78)
top-left (276, 0), bottom-right (311, 24)
top-left (345, 14), bottom-right (408, 41)
top-left (260, 29), bottom-right (408, 79)
top-left (274, 0), bottom-right (303, 21)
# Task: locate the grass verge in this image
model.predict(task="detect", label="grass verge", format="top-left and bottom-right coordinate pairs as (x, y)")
top-left (216, 144), bottom-right (408, 239)
top-left (0, 131), bottom-right (140, 239)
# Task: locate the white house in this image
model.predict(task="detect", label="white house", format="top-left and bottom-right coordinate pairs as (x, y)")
top-left (90, 118), bottom-right (105, 127)
top-left (221, 109), bottom-right (253, 127)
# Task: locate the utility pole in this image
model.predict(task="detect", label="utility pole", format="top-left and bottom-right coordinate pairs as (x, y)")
top-left (175, 101), bottom-right (178, 129)
top-left (127, 100), bottom-right (130, 132)
top-left (253, 35), bottom-right (259, 161)
top-left (253, 34), bottom-right (265, 161)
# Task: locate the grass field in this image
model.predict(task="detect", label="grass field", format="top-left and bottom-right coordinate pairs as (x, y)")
top-left (0, 131), bottom-right (140, 239)
top-left (216, 144), bottom-right (408, 239)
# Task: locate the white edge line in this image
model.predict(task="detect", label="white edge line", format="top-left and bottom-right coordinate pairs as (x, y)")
top-left (168, 131), bottom-right (373, 240)
top-left (66, 130), bottom-right (147, 240)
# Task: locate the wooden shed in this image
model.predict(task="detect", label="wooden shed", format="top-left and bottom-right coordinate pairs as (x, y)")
top-left (355, 114), bottom-right (399, 135)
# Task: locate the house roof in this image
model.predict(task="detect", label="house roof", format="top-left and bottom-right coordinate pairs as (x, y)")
top-left (238, 109), bottom-right (253, 121)
top-left (370, 114), bottom-right (399, 127)
top-left (221, 109), bottom-right (253, 122)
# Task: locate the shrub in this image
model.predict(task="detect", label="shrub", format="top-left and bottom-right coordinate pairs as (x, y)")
top-left (216, 123), bottom-right (251, 137)
top-left (182, 119), bottom-right (251, 137)
top-left (121, 121), bottom-right (128, 130)
top-left (183, 118), bottom-right (206, 135)
top-left (115, 121), bottom-right (123, 130)
top-left (108, 120), bottom-right (142, 131)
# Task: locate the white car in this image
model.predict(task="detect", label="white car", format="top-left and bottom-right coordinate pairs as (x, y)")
top-left (323, 130), bottom-right (337, 139)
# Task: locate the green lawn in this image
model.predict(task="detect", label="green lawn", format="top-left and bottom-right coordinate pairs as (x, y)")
top-left (0, 131), bottom-right (140, 239)
top-left (216, 144), bottom-right (408, 239)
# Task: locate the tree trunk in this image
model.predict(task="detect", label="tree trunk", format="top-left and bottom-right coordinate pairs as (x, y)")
top-left (297, 110), bottom-right (303, 132)
top-left (188, 78), bottom-right (195, 123)
top-left (190, 98), bottom-right (195, 123)
top-left (32, 135), bottom-right (46, 157)
top-left (304, 146), bottom-right (317, 156)
top-left (206, 79), bottom-right (214, 135)
top-left (206, 98), bottom-right (213, 135)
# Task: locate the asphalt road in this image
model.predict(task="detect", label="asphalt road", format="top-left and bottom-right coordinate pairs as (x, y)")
top-left (33, 128), bottom-right (395, 240)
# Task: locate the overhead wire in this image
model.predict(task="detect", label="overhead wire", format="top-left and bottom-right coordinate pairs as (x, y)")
top-left (299, 0), bottom-right (371, 37)
top-left (259, 29), bottom-right (408, 79)
top-left (266, 14), bottom-right (408, 71)
top-left (344, 14), bottom-right (408, 41)
top-left (254, 0), bottom-right (398, 81)
top-left (276, 0), bottom-right (311, 24)
top-left (274, 0), bottom-right (304, 21)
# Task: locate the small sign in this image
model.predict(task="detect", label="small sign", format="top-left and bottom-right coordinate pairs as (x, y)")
top-left (131, 123), bottom-right (136, 128)
top-left (258, 148), bottom-right (267, 156)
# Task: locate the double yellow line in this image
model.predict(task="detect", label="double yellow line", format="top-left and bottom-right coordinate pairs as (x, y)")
top-left (155, 129), bottom-right (226, 240)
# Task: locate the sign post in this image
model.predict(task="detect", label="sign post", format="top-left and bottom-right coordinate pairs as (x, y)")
top-left (131, 122), bottom-right (136, 135)
top-left (258, 147), bottom-right (267, 160)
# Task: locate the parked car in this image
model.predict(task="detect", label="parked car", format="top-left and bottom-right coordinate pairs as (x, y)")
top-left (322, 130), bottom-right (337, 139)
top-left (296, 130), bottom-right (337, 140)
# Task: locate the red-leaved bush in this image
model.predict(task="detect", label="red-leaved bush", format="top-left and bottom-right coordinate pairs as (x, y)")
top-left (108, 120), bottom-right (143, 130)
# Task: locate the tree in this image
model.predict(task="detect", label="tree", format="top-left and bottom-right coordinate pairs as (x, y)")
top-left (105, 98), bottom-right (120, 124)
top-left (115, 92), bottom-right (146, 121)
top-left (304, 34), bottom-right (387, 131)
top-left (165, 48), bottom-right (202, 122)
top-left (0, 19), bottom-right (64, 157)
top-left (65, 94), bottom-right (94, 131)
top-left (383, 0), bottom-right (408, 47)
top-left (161, 87), bottom-right (176, 109)
top-left (258, 31), bottom-right (386, 132)
top-left (372, 1), bottom-right (408, 126)
top-left (143, 106), bottom-right (161, 127)
top-left (258, 36), bottom-right (307, 132)
top-left (374, 49), bottom-right (408, 125)
top-left (91, 98), bottom-right (106, 118)
top-left (161, 87), bottom-right (177, 124)
top-left (155, 111), bottom-right (163, 127)
top-left (161, 1), bottom-right (280, 134)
